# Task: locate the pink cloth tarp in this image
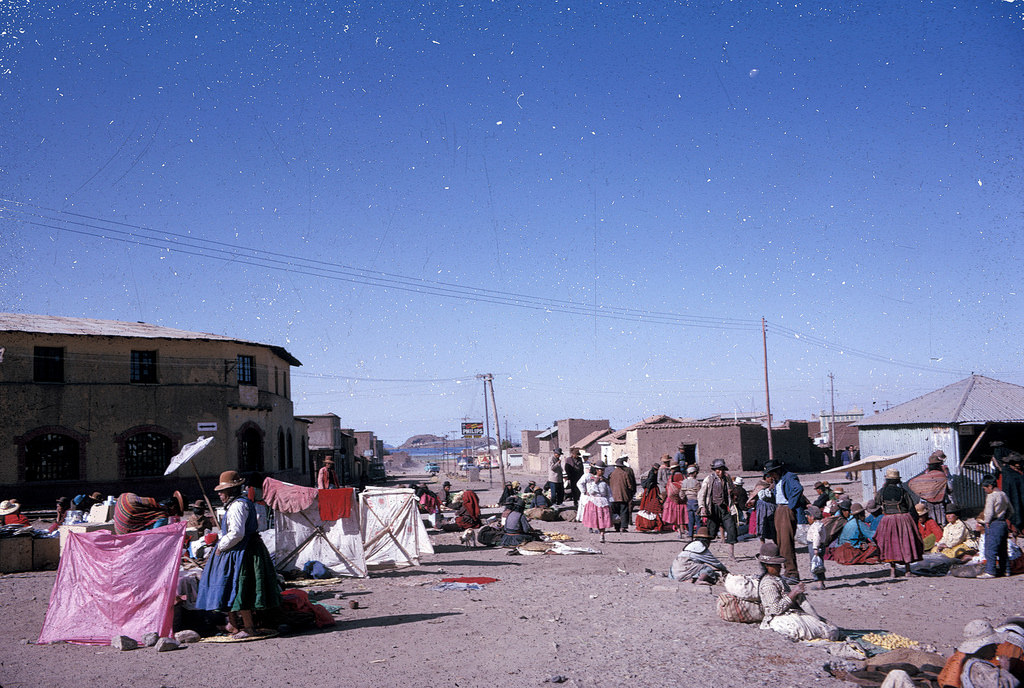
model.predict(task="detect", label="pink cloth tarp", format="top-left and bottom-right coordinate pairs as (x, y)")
top-left (38, 521), bottom-right (187, 645)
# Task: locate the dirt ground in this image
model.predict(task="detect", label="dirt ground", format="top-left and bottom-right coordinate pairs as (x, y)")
top-left (1, 469), bottom-right (1020, 688)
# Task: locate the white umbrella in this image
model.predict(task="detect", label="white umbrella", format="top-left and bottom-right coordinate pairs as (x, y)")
top-left (821, 451), bottom-right (916, 493)
top-left (164, 435), bottom-right (217, 519)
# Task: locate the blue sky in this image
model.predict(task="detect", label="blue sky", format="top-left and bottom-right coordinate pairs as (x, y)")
top-left (2, 1), bottom-right (1022, 444)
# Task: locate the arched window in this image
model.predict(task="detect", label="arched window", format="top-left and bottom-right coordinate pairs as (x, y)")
top-left (287, 431), bottom-right (294, 469)
top-left (24, 433), bottom-right (80, 481)
top-left (238, 424), bottom-right (264, 473)
top-left (124, 432), bottom-right (172, 478)
top-left (277, 428), bottom-right (286, 470)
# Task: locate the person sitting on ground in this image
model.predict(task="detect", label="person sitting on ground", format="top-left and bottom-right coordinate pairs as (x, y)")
top-left (669, 526), bottom-right (728, 585)
top-left (528, 486), bottom-right (550, 509)
top-left (916, 503), bottom-right (944, 551)
top-left (937, 619), bottom-right (1022, 688)
top-left (498, 482), bottom-right (515, 507)
top-left (824, 486), bottom-right (846, 517)
top-left (47, 496), bottom-right (72, 533)
top-left (812, 481), bottom-right (835, 510)
top-left (864, 499), bottom-right (883, 535)
top-left (185, 499), bottom-right (218, 538)
top-left (837, 503), bottom-right (873, 548)
top-left (72, 491), bottom-right (104, 513)
top-left (447, 489), bottom-right (482, 530)
top-left (113, 491), bottom-right (184, 534)
top-left (934, 507), bottom-right (977, 558)
top-left (441, 481), bottom-right (454, 507)
top-left (755, 542), bottom-right (840, 642)
top-left (501, 497), bottom-right (540, 547)
top-left (1, 499), bottom-right (31, 526)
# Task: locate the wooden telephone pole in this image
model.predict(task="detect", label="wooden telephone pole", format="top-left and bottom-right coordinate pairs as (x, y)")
top-left (477, 373), bottom-right (507, 486)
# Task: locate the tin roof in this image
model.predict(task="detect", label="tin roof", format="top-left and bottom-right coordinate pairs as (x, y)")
top-left (535, 426), bottom-right (558, 440)
top-left (0, 312), bottom-right (301, 366)
top-left (855, 375), bottom-right (1024, 426)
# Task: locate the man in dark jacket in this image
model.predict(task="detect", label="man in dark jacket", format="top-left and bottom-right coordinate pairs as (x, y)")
top-left (609, 456), bottom-right (637, 532)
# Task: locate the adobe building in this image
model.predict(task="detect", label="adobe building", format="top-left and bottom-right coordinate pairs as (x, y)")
top-left (0, 313), bottom-right (307, 505)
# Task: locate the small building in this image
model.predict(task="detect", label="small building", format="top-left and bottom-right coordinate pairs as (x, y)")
top-left (0, 313), bottom-right (305, 505)
top-left (521, 418), bottom-right (611, 473)
top-left (854, 375), bottom-right (1024, 508)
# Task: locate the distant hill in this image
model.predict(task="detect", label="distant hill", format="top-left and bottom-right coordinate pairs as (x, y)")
top-left (399, 434), bottom-right (445, 449)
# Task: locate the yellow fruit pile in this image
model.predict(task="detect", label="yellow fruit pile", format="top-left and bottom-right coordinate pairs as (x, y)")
top-left (862, 632), bottom-right (918, 649)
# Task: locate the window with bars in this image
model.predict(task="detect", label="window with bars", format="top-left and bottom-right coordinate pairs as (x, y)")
top-left (237, 355), bottom-right (255, 386)
top-left (124, 432), bottom-right (172, 478)
top-left (130, 350), bottom-right (158, 383)
top-left (25, 433), bottom-right (80, 481)
top-left (34, 347), bottom-right (64, 383)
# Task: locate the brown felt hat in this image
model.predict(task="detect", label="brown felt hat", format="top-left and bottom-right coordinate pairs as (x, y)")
top-left (214, 470), bottom-right (245, 491)
top-left (915, 503), bottom-right (928, 516)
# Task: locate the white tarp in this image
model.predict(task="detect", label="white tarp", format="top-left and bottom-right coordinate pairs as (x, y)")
top-left (273, 502), bottom-right (367, 578)
top-left (359, 487), bottom-right (434, 568)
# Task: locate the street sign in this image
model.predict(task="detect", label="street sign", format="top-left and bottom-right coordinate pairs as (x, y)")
top-left (461, 422), bottom-right (483, 438)
top-left (197, 422), bottom-right (218, 432)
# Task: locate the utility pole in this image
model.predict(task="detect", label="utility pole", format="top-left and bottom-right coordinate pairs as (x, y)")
top-left (482, 375), bottom-right (493, 486)
top-left (762, 317), bottom-right (775, 464)
top-left (828, 372), bottom-right (836, 467)
top-left (477, 373), bottom-right (507, 486)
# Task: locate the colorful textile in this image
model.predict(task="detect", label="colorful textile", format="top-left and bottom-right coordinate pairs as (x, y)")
top-left (319, 488), bottom-right (354, 521)
top-left (196, 496), bottom-right (281, 612)
top-left (662, 475), bottom-right (687, 527)
top-left (262, 477), bottom-right (317, 514)
top-left (827, 541), bottom-right (882, 565)
top-left (38, 522), bottom-right (186, 645)
top-left (876, 512), bottom-right (924, 563)
top-left (582, 501), bottom-right (612, 530)
top-left (441, 577), bottom-right (500, 584)
top-left (636, 486), bottom-right (664, 532)
top-left (908, 469), bottom-right (950, 504)
top-left (113, 493), bottom-right (167, 535)
top-left (455, 490), bottom-right (482, 529)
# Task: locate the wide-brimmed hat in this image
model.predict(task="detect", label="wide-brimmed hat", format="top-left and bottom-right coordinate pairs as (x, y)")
top-left (838, 499), bottom-right (853, 512)
top-left (442, 481), bottom-right (451, 487)
top-left (756, 542), bottom-right (786, 566)
top-left (914, 503), bottom-right (928, 516)
top-left (928, 450), bottom-right (946, 465)
top-left (89, 491), bottom-right (103, 501)
top-left (214, 470), bottom-right (245, 491)
top-left (615, 456), bottom-right (627, 466)
top-left (813, 481), bottom-right (825, 490)
top-left (591, 460), bottom-right (606, 469)
top-left (710, 459), bottom-right (727, 470)
top-left (554, 448), bottom-right (563, 455)
top-left (322, 457), bottom-right (334, 465)
top-left (806, 505), bottom-right (822, 520)
top-left (694, 526), bottom-right (711, 539)
top-left (661, 455), bottom-right (671, 464)
top-left (833, 486), bottom-right (845, 494)
top-left (0, 499), bottom-right (21, 516)
top-left (190, 499), bottom-right (207, 510)
top-left (957, 619), bottom-right (1004, 654)
top-left (885, 468), bottom-right (901, 480)
top-left (763, 459), bottom-right (785, 474)
top-left (686, 465), bottom-right (698, 474)
top-left (733, 476), bottom-right (744, 486)
top-left (850, 503), bottom-right (866, 516)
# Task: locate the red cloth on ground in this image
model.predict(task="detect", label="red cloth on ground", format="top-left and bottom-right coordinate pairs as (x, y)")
top-left (440, 577), bottom-right (500, 584)
top-left (826, 541), bottom-right (882, 565)
top-left (318, 488), bottom-right (353, 521)
top-left (281, 588), bottom-right (336, 629)
top-left (3, 513), bottom-right (31, 526)
top-left (262, 477), bottom-right (317, 514)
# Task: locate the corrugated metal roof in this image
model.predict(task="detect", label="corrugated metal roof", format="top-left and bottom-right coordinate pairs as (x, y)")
top-left (535, 426), bottom-right (557, 440)
top-left (855, 375), bottom-right (1024, 426)
top-left (0, 312), bottom-right (301, 366)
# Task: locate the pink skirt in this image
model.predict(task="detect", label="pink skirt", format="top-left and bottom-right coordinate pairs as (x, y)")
top-left (662, 499), bottom-right (686, 526)
top-left (582, 502), bottom-right (612, 530)
top-left (876, 512), bottom-right (924, 563)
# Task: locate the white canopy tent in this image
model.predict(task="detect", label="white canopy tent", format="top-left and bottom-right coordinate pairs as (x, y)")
top-left (359, 487), bottom-right (434, 568)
